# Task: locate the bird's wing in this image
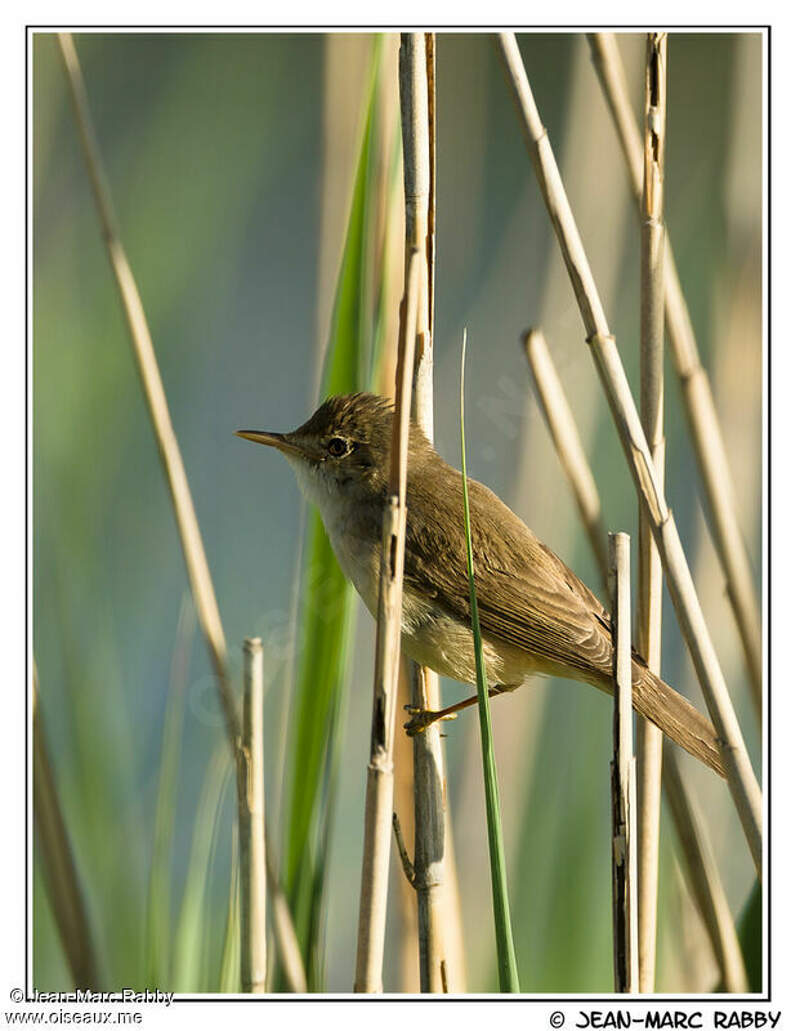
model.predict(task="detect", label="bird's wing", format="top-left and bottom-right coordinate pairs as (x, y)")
top-left (403, 457), bottom-right (614, 681)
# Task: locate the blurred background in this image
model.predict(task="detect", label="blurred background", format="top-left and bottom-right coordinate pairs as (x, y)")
top-left (33, 31), bottom-right (762, 993)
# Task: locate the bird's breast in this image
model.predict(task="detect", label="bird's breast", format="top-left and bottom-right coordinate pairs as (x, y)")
top-left (305, 476), bottom-right (539, 688)
top-left (330, 524), bottom-right (537, 687)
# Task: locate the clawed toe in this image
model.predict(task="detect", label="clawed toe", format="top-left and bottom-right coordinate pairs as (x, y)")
top-left (403, 706), bottom-right (458, 736)
top-left (403, 709), bottom-right (435, 735)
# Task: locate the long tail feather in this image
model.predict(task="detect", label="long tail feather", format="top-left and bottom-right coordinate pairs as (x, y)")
top-left (632, 667), bottom-right (725, 778)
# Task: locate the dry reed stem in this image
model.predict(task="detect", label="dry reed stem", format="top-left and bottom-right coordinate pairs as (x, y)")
top-left (33, 664), bottom-right (101, 989)
top-left (425, 34), bottom-right (466, 994)
top-left (497, 32), bottom-right (762, 874)
top-left (400, 31), bottom-right (451, 993)
top-left (392, 669), bottom-right (421, 990)
top-left (523, 329), bottom-right (745, 991)
top-left (376, 264), bottom-right (420, 993)
top-left (424, 33), bottom-right (437, 346)
top-left (424, 32), bottom-right (466, 994)
top-left (354, 250), bottom-right (421, 993)
top-left (587, 32), bottom-right (762, 714)
top-left (57, 33), bottom-right (240, 750)
top-left (636, 32), bottom-right (667, 994)
top-left (401, 34), bottom-right (434, 437)
top-left (238, 639), bottom-right (267, 993)
top-left (58, 34), bottom-right (307, 991)
top-left (662, 747), bottom-right (749, 992)
top-left (523, 330), bottom-right (608, 578)
top-left (609, 533), bottom-right (639, 993)
top-left (264, 837), bottom-right (308, 993)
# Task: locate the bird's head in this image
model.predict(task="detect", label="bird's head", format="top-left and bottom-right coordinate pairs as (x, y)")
top-left (236, 392), bottom-right (415, 506)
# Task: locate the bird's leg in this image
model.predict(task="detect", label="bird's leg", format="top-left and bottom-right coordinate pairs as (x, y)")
top-left (404, 683), bottom-right (518, 735)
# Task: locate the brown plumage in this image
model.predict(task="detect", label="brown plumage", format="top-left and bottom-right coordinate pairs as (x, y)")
top-left (401, 433), bottom-right (724, 777)
top-left (237, 392), bottom-right (725, 778)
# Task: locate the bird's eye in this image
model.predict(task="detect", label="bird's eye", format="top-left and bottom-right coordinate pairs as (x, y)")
top-left (327, 437), bottom-right (348, 458)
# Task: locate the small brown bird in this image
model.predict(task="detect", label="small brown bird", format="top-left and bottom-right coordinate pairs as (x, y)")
top-left (237, 392), bottom-right (723, 777)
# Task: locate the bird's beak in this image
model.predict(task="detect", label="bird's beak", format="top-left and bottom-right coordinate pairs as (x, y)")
top-left (235, 430), bottom-right (306, 458)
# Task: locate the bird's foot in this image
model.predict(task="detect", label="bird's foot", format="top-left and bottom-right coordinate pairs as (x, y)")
top-left (403, 705), bottom-right (458, 736)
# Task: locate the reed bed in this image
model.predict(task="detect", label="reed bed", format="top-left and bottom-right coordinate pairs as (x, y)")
top-left (523, 327), bottom-right (749, 990)
top-left (33, 31), bottom-right (762, 996)
top-left (496, 31), bottom-right (762, 874)
top-left (587, 32), bottom-right (762, 715)
top-left (56, 31), bottom-right (304, 993)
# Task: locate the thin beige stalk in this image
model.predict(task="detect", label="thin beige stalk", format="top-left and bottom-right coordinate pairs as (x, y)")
top-left (587, 32), bottom-right (762, 715)
top-left (392, 670), bottom-right (420, 990)
top-left (523, 330), bottom-right (607, 578)
top-left (33, 664), bottom-right (101, 989)
top-left (609, 534), bottom-right (639, 993)
top-left (662, 747), bottom-right (749, 992)
top-left (523, 328), bottom-right (746, 991)
top-left (399, 31), bottom-right (452, 993)
top-left (401, 34), bottom-right (434, 432)
top-left (57, 33), bottom-right (239, 750)
top-left (354, 250), bottom-right (421, 993)
top-left (497, 32), bottom-right (762, 874)
top-left (424, 33), bottom-right (437, 351)
top-left (636, 32), bottom-right (667, 994)
top-left (58, 34), bottom-right (307, 991)
top-left (238, 639), bottom-right (267, 993)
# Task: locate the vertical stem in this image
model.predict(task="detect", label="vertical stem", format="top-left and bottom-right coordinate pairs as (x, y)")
top-left (586, 32), bottom-right (762, 716)
top-left (410, 665), bottom-right (447, 992)
top-left (609, 534), bottom-right (639, 994)
top-left (400, 33), bottom-right (433, 434)
top-left (399, 31), bottom-right (451, 993)
top-left (354, 252), bottom-right (421, 992)
top-left (424, 32), bottom-right (437, 347)
top-left (390, 666), bottom-right (420, 990)
top-left (238, 638), bottom-right (267, 993)
top-left (460, 337), bottom-right (520, 993)
top-left (636, 32), bottom-right (667, 994)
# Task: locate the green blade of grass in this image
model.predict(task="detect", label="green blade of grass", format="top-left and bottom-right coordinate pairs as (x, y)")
top-left (459, 331), bottom-right (520, 993)
top-left (282, 37), bottom-right (391, 989)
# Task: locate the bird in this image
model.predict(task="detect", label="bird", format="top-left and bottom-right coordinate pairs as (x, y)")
top-left (236, 391), bottom-right (723, 777)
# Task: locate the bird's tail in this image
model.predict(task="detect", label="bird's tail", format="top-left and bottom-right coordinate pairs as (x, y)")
top-left (632, 666), bottom-right (725, 778)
